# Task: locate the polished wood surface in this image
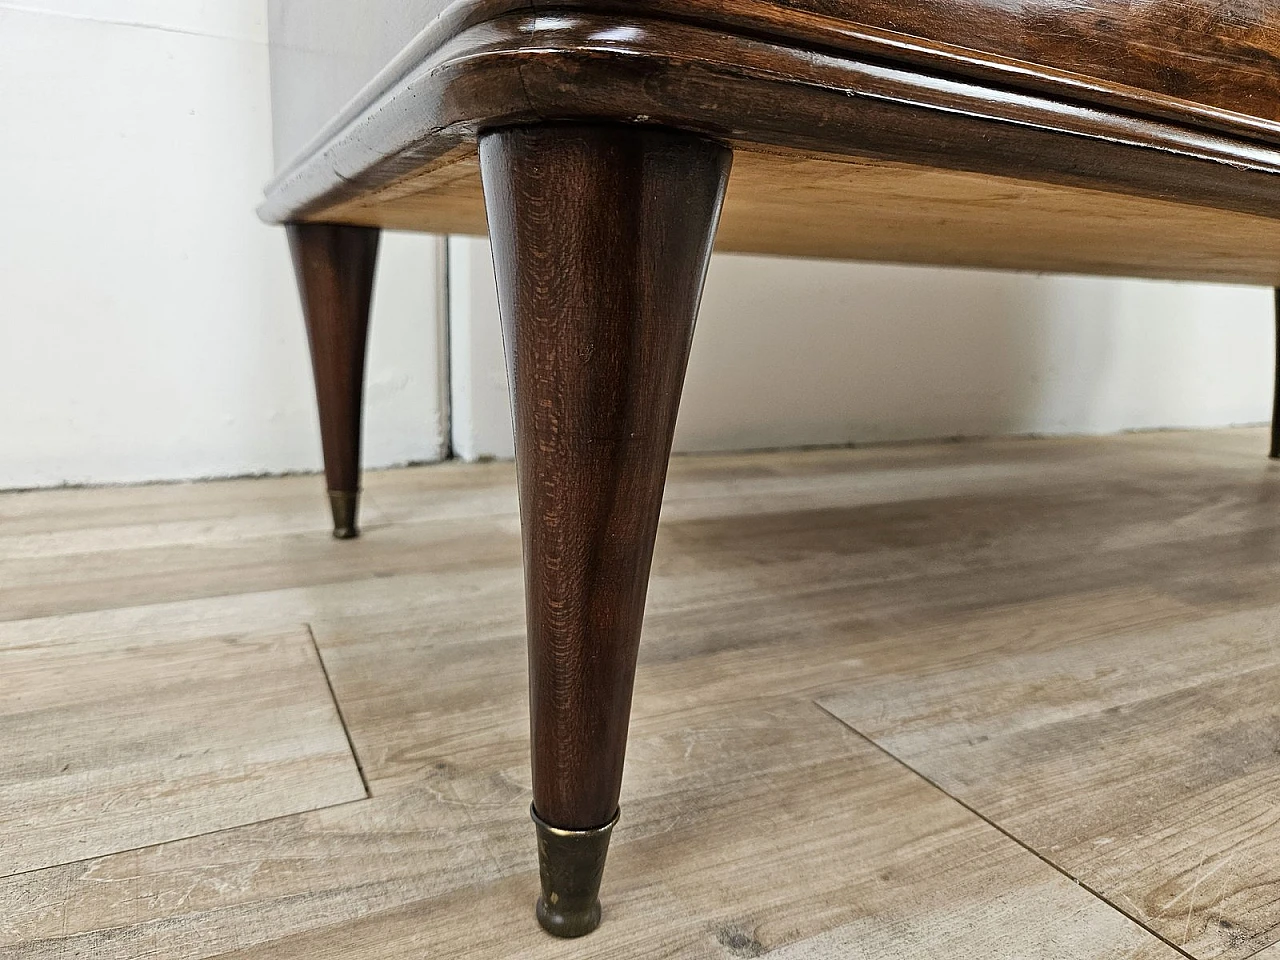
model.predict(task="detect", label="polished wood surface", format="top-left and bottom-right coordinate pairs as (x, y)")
top-left (260, 10), bottom-right (1280, 287)
top-left (266, 0), bottom-right (1280, 164)
top-left (6, 430), bottom-right (1280, 956)
top-left (480, 124), bottom-right (730, 828)
top-left (287, 223), bottom-right (380, 538)
top-left (0, 623), bottom-right (364, 878)
top-left (677, 0), bottom-right (1280, 128)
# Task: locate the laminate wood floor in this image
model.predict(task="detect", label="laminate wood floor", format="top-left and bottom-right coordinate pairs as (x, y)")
top-left (3, 428), bottom-right (1280, 958)
top-left (0, 623), bottom-right (366, 878)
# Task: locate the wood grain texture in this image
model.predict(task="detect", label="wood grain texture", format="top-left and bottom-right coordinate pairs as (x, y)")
top-left (0, 624), bottom-right (365, 879)
top-left (0, 694), bottom-right (1179, 960)
top-left (286, 223), bottom-right (380, 538)
top-left (259, 12), bottom-right (1280, 234)
top-left (4, 430), bottom-right (1280, 955)
top-left (820, 606), bottom-right (1280, 958)
top-left (201, 736), bottom-right (1179, 960)
top-left (265, 0), bottom-right (1280, 176)
top-left (721, 0), bottom-right (1280, 126)
top-left (318, 145), bottom-right (1280, 285)
top-left (480, 123), bottom-right (730, 828)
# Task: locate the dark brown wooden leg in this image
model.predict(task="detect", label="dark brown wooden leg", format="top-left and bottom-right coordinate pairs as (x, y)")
top-left (286, 223), bottom-right (380, 538)
top-left (1272, 288), bottom-right (1280, 459)
top-left (479, 123), bottom-right (731, 936)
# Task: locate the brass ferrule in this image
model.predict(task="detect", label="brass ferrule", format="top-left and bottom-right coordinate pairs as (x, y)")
top-left (531, 804), bottom-right (619, 937)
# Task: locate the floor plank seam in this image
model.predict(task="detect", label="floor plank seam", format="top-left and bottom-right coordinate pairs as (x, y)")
top-left (0, 568), bottom-right (438, 627)
top-left (811, 700), bottom-right (1200, 960)
top-left (0, 794), bottom-right (370, 885)
top-left (305, 622), bottom-right (372, 799)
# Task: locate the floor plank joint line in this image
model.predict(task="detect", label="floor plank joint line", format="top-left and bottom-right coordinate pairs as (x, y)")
top-left (0, 793), bottom-right (371, 885)
top-left (306, 622), bottom-right (372, 799)
top-left (813, 701), bottom-right (1201, 960)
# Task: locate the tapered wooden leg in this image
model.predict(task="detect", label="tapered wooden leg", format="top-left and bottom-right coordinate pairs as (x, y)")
top-left (1271, 289), bottom-right (1280, 459)
top-left (479, 123), bottom-right (731, 936)
top-left (286, 223), bottom-right (380, 538)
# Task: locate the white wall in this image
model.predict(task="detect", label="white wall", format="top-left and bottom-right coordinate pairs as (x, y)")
top-left (449, 237), bottom-right (1274, 458)
top-left (2, 1), bottom-right (1272, 488)
top-left (0, 1), bottom-right (446, 489)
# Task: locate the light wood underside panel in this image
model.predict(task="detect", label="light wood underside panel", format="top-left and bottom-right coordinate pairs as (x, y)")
top-left (313, 147), bottom-right (1280, 285)
top-left (6, 430), bottom-right (1280, 956)
top-left (0, 625), bottom-right (366, 878)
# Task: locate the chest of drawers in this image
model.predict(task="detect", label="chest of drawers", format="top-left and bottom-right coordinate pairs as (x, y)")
top-left (263, 0), bottom-right (1280, 936)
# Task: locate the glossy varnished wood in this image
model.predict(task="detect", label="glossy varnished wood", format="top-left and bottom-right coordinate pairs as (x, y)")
top-left (690, 0), bottom-right (1280, 128)
top-left (479, 123), bottom-right (731, 829)
top-left (266, 0), bottom-right (1280, 172)
top-left (286, 223), bottom-right (380, 538)
top-left (260, 12), bottom-right (1280, 287)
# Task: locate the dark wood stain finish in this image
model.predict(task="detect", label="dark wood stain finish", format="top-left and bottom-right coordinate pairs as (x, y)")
top-left (285, 223), bottom-right (381, 538)
top-left (672, 0), bottom-right (1280, 126)
top-left (259, 13), bottom-right (1280, 233)
top-left (265, 0), bottom-right (1280, 163)
top-left (479, 123), bottom-right (731, 828)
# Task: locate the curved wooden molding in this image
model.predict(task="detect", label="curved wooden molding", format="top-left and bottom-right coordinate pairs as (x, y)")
top-left (267, 0), bottom-right (1280, 180)
top-left (259, 11), bottom-right (1280, 228)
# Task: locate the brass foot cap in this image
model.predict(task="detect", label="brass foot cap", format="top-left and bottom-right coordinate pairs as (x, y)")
top-left (327, 490), bottom-right (360, 540)
top-left (531, 805), bottom-right (618, 938)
